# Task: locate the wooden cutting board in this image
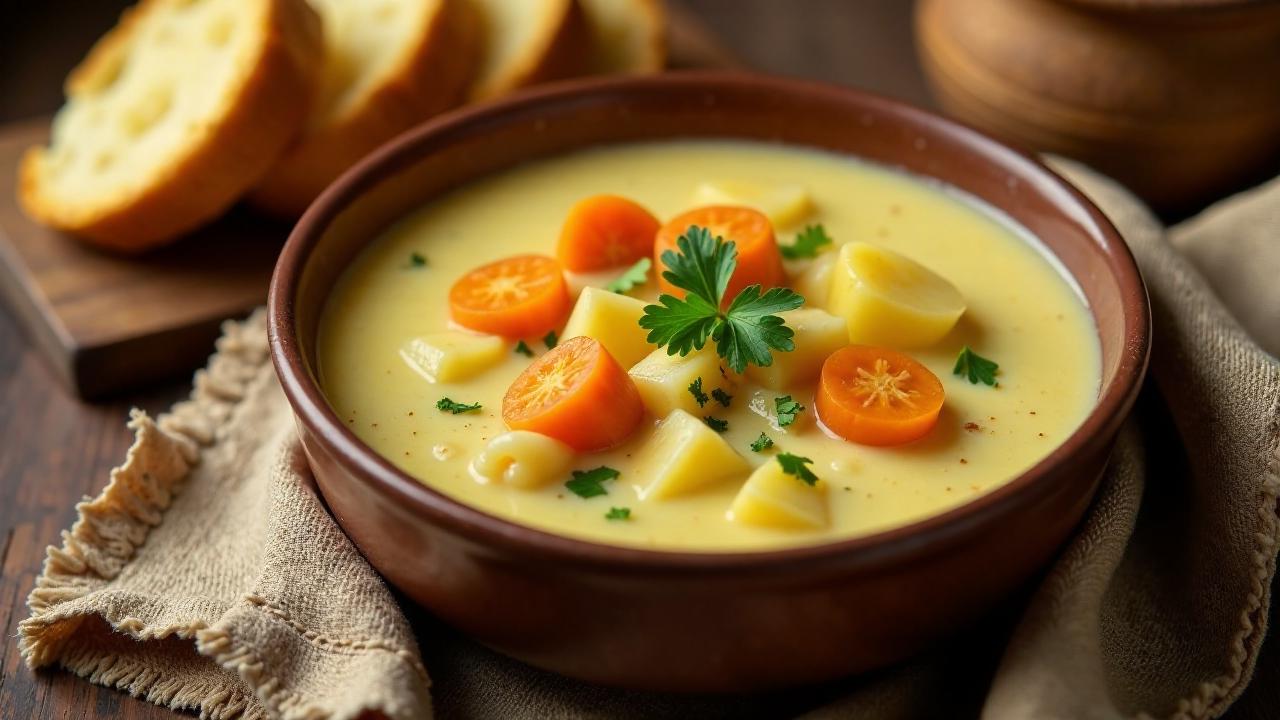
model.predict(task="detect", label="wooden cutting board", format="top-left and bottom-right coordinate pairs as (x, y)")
top-left (0, 6), bottom-right (739, 400)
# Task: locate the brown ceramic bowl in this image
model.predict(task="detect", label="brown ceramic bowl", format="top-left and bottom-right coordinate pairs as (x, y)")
top-left (268, 72), bottom-right (1150, 693)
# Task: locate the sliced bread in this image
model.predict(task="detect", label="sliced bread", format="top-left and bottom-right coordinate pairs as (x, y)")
top-left (580, 0), bottom-right (665, 74)
top-left (250, 0), bottom-right (481, 218)
top-left (18, 0), bottom-right (323, 251)
top-left (465, 0), bottom-right (590, 101)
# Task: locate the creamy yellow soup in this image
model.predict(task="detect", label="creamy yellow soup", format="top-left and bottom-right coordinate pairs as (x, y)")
top-left (317, 140), bottom-right (1100, 551)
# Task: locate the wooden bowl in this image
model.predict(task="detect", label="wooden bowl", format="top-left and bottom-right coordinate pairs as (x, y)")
top-left (268, 72), bottom-right (1150, 692)
top-left (916, 0), bottom-right (1280, 214)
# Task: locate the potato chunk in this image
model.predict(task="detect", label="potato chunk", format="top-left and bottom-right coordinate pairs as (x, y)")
top-left (792, 248), bottom-right (837, 308)
top-left (633, 410), bottom-right (751, 500)
top-left (399, 332), bottom-right (506, 383)
top-left (628, 346), bottom-right (734, 417)
top-left (561, 287), bottom-right (654, 367)
top-left (746, 308), bottom-right (848, 390)
top-left (827, 242), bottom-right (965, 349)
top-left (729, 459), bottom-right (828, 530)
top-left (470, 431), bottom-right (574, 489)
top-left (691, 181), bottom-right (813, 229)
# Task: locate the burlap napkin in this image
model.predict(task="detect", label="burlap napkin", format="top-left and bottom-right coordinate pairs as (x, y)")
top-left (18, 161), bottom-right (1280, 719)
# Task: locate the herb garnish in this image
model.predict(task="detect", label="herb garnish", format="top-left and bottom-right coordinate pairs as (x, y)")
top-left (605, 258), bottom-right (651, 294)
top-left (605, 507), bottom-right (631, 521)
top-left (775, 395), bottom-right (805, 427)
top-left (711, 388), bottom-right (733, 408)
top-left (514, 340), bottom-right (534, 357)
top-left (688, 378), bottom-right (709, 407)
top-left (436, 397), bottom-right (482, 414)
top-left (406, 252), bottom-right (427, 268)
top-left (953, 346), bottom-right (999, 386)
top-left (543, 330), bottom-right (559, 350)
top-left (703, 416), bottom-right (729, 433)
top-left (750, 432), bottom-right (774, 452)
top-left (565, 466), bottom-right (620, 498)
top-left (777, 453), bottom-right (818, 486)
top-left (639, 226), bottom-right (804, 374)
top-left (779, 224), bottom-right (833, 260)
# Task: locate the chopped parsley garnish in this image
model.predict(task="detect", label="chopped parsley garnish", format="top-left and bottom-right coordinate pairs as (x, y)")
top-left (436, 397), bottom-right (482, 415)
top-left (605, 258), bottom-right (651, 294)
top-left (775, 395), bottom-right (805, 427)
top-left (605, 507), bottom-right (631, 521)
top-left (779, 224), bottom-right (833, 260)
top-left (688, 377), bottom-right (709, 407)
top-left (750, 432), bottom-right (774, 452)
top-left (543, 330), bottom-right (559, 350)
top-left (953, 346), bottom-right (999, 386)
top-left (406, 252), bottom-right (427, 268)
top-left (777, 453), bottom-right (818, 486)
top-left (703, 415), bottom-right (729, 433)
top-left (565, 466), bottom-right (620, 498)
top-left (711, 388), bottom-right (733, 408)
top-left (639, 226), bottom-right (804, 374)
top-left (513, 340), bottom-right (534, 357)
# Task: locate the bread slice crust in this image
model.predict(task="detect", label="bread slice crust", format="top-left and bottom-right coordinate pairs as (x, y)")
top-left (582, 0), bottom-right (666, 75)
top-left (18, 0), bottom-right (324, 252)
top-left (250, 0), bottom-right (482, 219)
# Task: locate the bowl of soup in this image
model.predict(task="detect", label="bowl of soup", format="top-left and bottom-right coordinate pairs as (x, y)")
top-left (269, 72), bottom-right (1149, 692)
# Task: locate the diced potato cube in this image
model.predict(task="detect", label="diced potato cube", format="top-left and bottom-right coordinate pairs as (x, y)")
top-left (746, 308), bottom-right (848, 390)
top-left (791, 248), bottom-right (837, 308)
top-left (399, 332), bottom-right (506, 383)
top-left (470, 431), bottom-right (574, 489)
top-left (633, 410), bottom-right (751, 500)
top-left (629, 346), bottom-right (734, 417)
top-left (729, 460), bottom-right (828, 530)
top-left (827, 242), bottom-right (965, 349)
top-left (561, 287), bottom-right (654, 367)
top-left (692, 181), bottom-right (814, 229)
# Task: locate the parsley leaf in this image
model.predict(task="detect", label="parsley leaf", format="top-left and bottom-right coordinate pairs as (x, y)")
top-left (514, 340), bottom-right (534, 357)
top-left (565, 466), bottom-right (619, 498)
top-left (750, 432), bottom-right (774, 452)
top-left (953, 346), bottom-right (999, 386)
top-left (780, 224), bottom-right (833, 260)
top-left (543, 330), bottom-right (559, 350)
top-left (703, 416), bottom-right (729, 432)
top-left (406, 252), bottom-right (427, 268)
top-left (711, 388), bottom-right (733, 408)
top-left (688, 377), bottom-right (709, 407)
top-left (775, 395), bottom-right (805, 427)
top-left (777, 453), bottom-right (818, 486)
top-left (436, 397), bottom-right (482, 414)
top-left (605, 258), bottom-right (651, 294)
top-left (639, 226), bottom-right (804, 373)
top-left (605, 507), bottom-right (631, 521)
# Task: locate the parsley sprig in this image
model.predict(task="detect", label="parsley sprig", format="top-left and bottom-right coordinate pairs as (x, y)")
top-left (639, 226), bottom-right (804, 374)
top-left (777, 453), bottom-right (818, 486)
top-left (750, 432), bottom-right (774, 452)
top-left (605, 507), bottom-right (631, 521)
top-left (606, 258), bottom-right (651, 294)
top-left (775, 395), bottom-right (805, 427)
top-left (688, 378), bottom-right (709, 407)
top-left (436, 397), bottom-right (482, 414)
top-left (565, 466), bottom-right (619, 498)
top-left (780, 224), bottom-right (832, 260)
top-left (954, 346), bottom-right (999, 386)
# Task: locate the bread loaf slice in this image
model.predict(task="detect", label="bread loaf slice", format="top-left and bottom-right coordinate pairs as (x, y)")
top-left (18, 0), bottom-right (323, 251)
top-left (250, 0), bottom-right (481, 219)
top-left (465, 0), bottom-right (590, 101)
top-left (580, 0), bottom-right (665, 74)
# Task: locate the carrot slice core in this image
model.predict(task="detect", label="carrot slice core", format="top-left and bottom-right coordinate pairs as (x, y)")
top-left (816, 345), bottom-right (945, 446)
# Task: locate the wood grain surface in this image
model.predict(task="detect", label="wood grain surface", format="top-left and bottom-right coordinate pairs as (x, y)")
top-left (0, 2), bottom-right (1276, 719)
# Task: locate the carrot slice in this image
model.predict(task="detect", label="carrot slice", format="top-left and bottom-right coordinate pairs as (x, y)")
top-left (502, 336), bottom-right (644, 451)
top-left (816, 346), bottom-right (945, 446)
top-left (654, 205), bottom-right (784, 302)
top-left (557, 195), bottom-right (661, 272)
top-left (449, 255), bottom-right (571, 338)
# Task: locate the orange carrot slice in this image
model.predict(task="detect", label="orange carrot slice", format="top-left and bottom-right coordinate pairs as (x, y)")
top-left (557, 195), bottom-right (661, 272)
top-left (816, 346), bottom-right (945, 446)
top-left (449, 255), bottom-right (571, 338)
top-left (654, 205), bottom-right (784, 302)
top-left (502, 336), bottom-right (644, 451)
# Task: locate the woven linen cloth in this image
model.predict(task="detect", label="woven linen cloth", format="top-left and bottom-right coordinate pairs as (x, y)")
top-left (18, 161), bottom-right (1280, 719)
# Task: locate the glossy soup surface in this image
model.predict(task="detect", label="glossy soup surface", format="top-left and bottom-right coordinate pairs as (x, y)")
top-left (317, 140), bottom-right (1101, 551)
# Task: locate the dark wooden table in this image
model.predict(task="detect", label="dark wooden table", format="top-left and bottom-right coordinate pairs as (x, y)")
top-left (1, 2), bottom-right (1276, 718)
